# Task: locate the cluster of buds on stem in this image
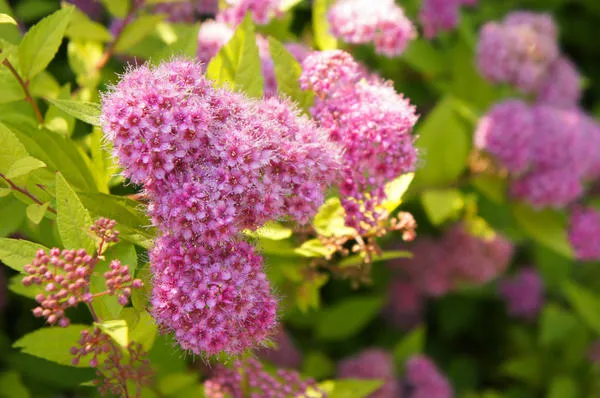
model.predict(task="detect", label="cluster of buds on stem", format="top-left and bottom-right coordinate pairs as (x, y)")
top-left (71, 327), bottom-right (153, 396)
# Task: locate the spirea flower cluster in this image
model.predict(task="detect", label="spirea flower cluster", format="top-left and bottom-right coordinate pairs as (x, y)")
top-left (419, 0), bottom-right (477, 39)
top-left (477, 11), bottom-right (581, 106)
top-left (568, 206), bottom-right (600, 261)
top-left (218, 0), bottom-right (284, 26)
top-left (475, 100), bottom-right (600, 208)
top-left (405, 355), bottom-right (453, 398)
top-left (498, 267), bottom-right (544, 321)
top-left (327, 0), bottom-right (417, 57)
top-left (101, 59), bottom-right (341, 355)
top-left (204, 358), bottom-right (321, 398)
top-left (391, 223), bottom-right (513, 298)
top-left (302, 50), bottom-right (419, 232)
top-left (337, 348), bottom-right (402, 398)
top-left (383, 279), bottom-right (424, 331)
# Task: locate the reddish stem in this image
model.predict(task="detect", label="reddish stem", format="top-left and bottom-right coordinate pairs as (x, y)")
top-left (0, 173), bottom-right (57, 214)
top-left (1, 58), bottom-right (44, 124)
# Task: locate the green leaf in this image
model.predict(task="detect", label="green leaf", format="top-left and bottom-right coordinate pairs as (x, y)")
top-left (499, 355), bottom-right (542, 386)
top-left (0, 1), bottom-right (20, 44)
top-left (512, 203), bottom-right (573, 258)
top-left (0, 66), bottom-right (25, 104)
top-left (25, 202), bottom-right (49, 224)
top-left (0, 371), bottom-right (30, 398)
top-left (382, 173), bottom-right (414, 213)
top-left (6, 156), bottom-right (45, 179)
top-left (45, 98), bottom-right (101, 126)
top-left (402, 39), bottom-right (445, 76)
top-left (316, 296), bottom-right (384, 340)
top-left (246, 221), bottom-right (292, 240)
top-left (539, 304), bottom-right (578, 346)
top-left (268, 37), bottom-right (314, 111)
top-left (55, 172), bottom-right (95, 253)
top-left (312, 0), bottom-right (337, 50)
top-left (96, 320), bottom-right (128, 348)
top-left (412, 96), bottom-right (470, 189)
top-left (421, 188), bottom-right (464, 225)
top-left (44, 84), bottom-right (75, 136)
top-left (313, 197), bottom-right (356, 237)
top-left (0, 13), bottom-right (16, 25)
top-left (8, 124), bottom-right (98, 192)
top-left (13, 325), bottom-right (90, 367)
top-left (206, 14), bottom-right (264, 98)
top-left (65, 6), bottom-right (113, 42)
top-left (18, 6), bottom-right (74, 80)
top-left (562, 281), bottom-right (600, 335)
top-left (157, 373), bottom-right (199, 396)
top-left (471, 174), bottom-right (506, 204)
top-left (547, 376), bottom-right (578, 398)
top-left (99, 0), bottom-right (130, 18)
top-left (124, 310), bottom-right (157, 351)
top-left (302, 351), bottom-right (335, 380)
top-left (0, 123), bottom-right (28, 173)
top-left (295, 238), bottom-right (335, 258)
top-left (317, 379), bottom-right (384, 398)
top-left (0, 238), bottom-right (48, 272)
top-left (393, 325), bottom-right (426, 371)
top-left (114, 14), bottom-right (165, 53)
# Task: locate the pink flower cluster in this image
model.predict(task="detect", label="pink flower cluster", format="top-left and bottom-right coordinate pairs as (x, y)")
top-left (337, 348), bottom-right (402, 398)
top-left (475, 101), bottom-right (600, 208)
top-left (498, 267), bottom-right (544, 321)
top-left (302, 50), bottom-right (419, 232)
top-left (477, 11), bottom-right (581, 106)
top-left (405, 355), bottom-right (453, 398)
top-left (218, 0), bottom-right (284, 26)
top-left (327, 0), bottom-right (417, 57)
top-left (390, 223), bottom-right (513, 298)
top-left (197, 20), bottom-right (309, 96)
top-left (419, 0), bottom-right (478, 39)
top-left (568, 206), bottom-right (600, 261)
top-left (101, 59), bottom-right (341, 355)
top-left (204, 358), bottom-right (321, 398)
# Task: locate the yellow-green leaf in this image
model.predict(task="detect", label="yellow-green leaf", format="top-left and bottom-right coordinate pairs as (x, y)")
top-left (55, 172), bottom-right (95, 253)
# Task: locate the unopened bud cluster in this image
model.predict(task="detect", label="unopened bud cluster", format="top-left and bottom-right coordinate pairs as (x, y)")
top-left (23, 248), bottom-right (95, 327)
top-left (71, 327), bottom-right (153, 396)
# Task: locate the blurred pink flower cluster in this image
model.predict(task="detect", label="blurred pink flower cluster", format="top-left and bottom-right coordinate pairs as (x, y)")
top-left (419, 0), bottom-right (478, 39)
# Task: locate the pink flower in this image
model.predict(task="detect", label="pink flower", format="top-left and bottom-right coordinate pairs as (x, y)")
top-left (383, 279), bottom-right (424, 330)
top-left (197, 20), bottom-right (234, 64)
top-left (568, 206), bottom-right (600, 261)
top-left (474, 100), bottom-right (535, 174)
top-left (328, 0), bottom-right (416, 57)
top-left (419, 0), bottom-right (477, 39)
top-left (405, 355), bottom-right (453, 398)
top-left (151, 236), bottom-right (278, 355)
top-left (477, 11), bottom-right (559, 93)
top-left (537, 57), bottom-right (582, 108)
top-left (338, 348), bottom-right (402, 398)
top-left (217, 0), bottom-right (284, 26)
top-left (498, 267), bottom-right (544, 320)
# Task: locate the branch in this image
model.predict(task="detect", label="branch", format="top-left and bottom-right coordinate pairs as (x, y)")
top-left (0, 172), bottom-right (57, 214)
top-left (1, 57), bottom-right (44, 124)
top-left (96, 3), bottom-right (142, 70)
